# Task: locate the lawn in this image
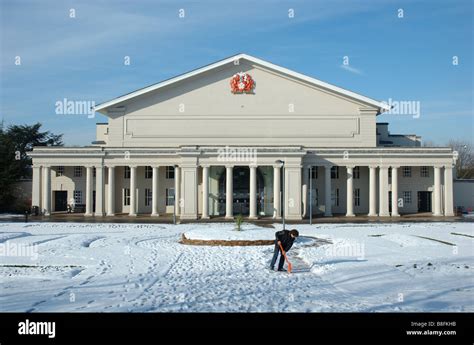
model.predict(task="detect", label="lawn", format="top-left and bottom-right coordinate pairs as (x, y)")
top-left (0, 221), bottom-right (472, 312)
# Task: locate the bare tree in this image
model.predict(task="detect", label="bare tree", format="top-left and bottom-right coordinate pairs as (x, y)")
top-left (448, 140), bottom-right (474, 179)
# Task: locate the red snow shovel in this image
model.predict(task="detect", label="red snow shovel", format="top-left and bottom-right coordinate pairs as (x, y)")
top-left (278, 241), bottom-right (292, 273)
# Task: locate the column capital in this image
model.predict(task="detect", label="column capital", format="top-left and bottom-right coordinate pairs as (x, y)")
top-left (273, 164), bottom-right (282, 169)
top-left (129, 165), bottom-right (138, 169)
top-left (433, 164), bottom-right (443, 169)
top-left (346, 165), bottom-right (355, 170)
top-left (378, 165), bottom-right (389, 169)
top-left (151, 165), bottom-right (161, 169)
top-left (94, 164), bottom-right (104, 169)
top-left (225, 164), bottom-right (234, 169)
top-left (249, 164), bottom-right (258, 169)
top-left (444, 164), bottom-right (453, 169)
top-left (105, 165), bottom-right (116, 168)
top-left (390, 165), bottom-right (400, 169)
top-left (200, 164), bottom-right (210, 169)
top-left (368, 165), bottom-right (378, 169)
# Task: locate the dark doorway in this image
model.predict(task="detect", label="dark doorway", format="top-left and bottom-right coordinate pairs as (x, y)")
top-left (218, 166), bottom-right (265, 216)
top-left (417, 191), bottom-right (432, 212)
top-left (93, 191), bottom-right (96, 213)
top-left (388, 191), bottom-right (392, 213)
top-left (54, 191), bottom-right (68, 212)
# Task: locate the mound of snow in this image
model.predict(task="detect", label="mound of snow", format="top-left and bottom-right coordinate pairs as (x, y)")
top-left (183, 223), bottom-right (275, 241)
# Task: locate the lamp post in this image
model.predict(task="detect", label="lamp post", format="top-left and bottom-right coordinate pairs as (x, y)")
top-left (173, 164), bottom-right (178, 225)
top-left (275, 160), bottom-right (285, 230)
top-left (309, 166), bottom-right (313, 225)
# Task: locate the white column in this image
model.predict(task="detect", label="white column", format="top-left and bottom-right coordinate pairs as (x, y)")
top-left (129, 166), bottom-right (137, 216)
top-left (433, 165), bottom-right (442, 216)
top-left (379, 166), bottom-right (389, 216)
top-left (302, 165), bottom-right (309, 218)
top-left (444, 165), bottom-right (454, 216)
top-left (32, 166), bottom-right (42, 210)
top-left (324, 165), bottom-right (332, 217)
top-left (273, 165), bottom-right (281, 219)
top-left (202, 166), bottom-right (210, 219)
top-left (285, 166), bottom-right (303, 220)
top-left (391, 166), bottom-right (400, 217)
top-left (95, 166), bottom-right (104, 216)
top-left (225, 165), bottom-right (233, 219)
top-left (368, 166), bottom-right (377, 216)
top-left (346, 166), bottom-right (355, 217)
top-left (42, 166), bottom-right (51, 216)
top-left (174, 166), bottom-right (181, 216)
top-left (180, 165), bottom-right (198, 220)
top-left (85, 166), bottom-right (93, 216)
top-left (107, 166), bottom-right (115, 216)
top-left (151, 166), bottom-right (159, 216)
top-left (249, 165), bottom-right (257, 219)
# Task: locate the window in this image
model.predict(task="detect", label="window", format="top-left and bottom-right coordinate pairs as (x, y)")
top-left (353, 167), bottom-right (360, 179)
top-left (354, 188), bottom-right (360, 207)
top-left (166, 166), bottom-right (175, 179)
top-left (331, 166), bottom-right (339, 179)
top-left (123, 188), bottom-right (130, 206)
top-left (74, 166), bottom-right (82, 177)
top-left (145, 166), bottom-right (152, 179)
top-left (311, 166), bottom-right (318, 179)
top-left (332, 188), bottom-right (339, 207)
top-left (124, 167), bottom-right (131, 179)
top-left (73, 190), bottom-right (82, 204)
top-left (403, 167), bottom-right (411, 177)
top-left (403, 191), bottom-right (412, 204)
top-left (56, 166), bottom-right (64, 177)
top-left (420, 166), bottom-right (429, 177)
top-left (145, 188), bottom-right (152, 206)
top-left (166, 188), bottom-right (175, 206)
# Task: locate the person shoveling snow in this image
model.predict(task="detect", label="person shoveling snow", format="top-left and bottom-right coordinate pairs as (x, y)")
top-left (270, 229), bottom-right (299, 272)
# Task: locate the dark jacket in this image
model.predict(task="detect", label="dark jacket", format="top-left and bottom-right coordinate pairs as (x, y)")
top-left (275, 230), bottom-right (295, 252)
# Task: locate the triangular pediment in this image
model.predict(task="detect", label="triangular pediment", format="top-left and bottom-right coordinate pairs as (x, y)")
top-left (95, 53), bottom-right (388, 117)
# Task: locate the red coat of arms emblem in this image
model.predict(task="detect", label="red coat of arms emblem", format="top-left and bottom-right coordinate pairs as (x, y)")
top-left (230, 72), bottom-right (255, 93)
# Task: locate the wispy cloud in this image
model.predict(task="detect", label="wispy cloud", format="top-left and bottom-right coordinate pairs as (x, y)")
top-left (340, 64), bottom-right (364, 75)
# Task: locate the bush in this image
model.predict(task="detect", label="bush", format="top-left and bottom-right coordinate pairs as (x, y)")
top-left (235, 214), bottom-right (243, 231)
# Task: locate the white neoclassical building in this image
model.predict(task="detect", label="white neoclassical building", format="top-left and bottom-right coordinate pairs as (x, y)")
top-left (29, 54), bottom-right (456, 220)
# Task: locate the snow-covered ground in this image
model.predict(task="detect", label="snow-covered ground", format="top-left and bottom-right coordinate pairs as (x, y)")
top-left (184, 223), bottom-right (276, 240)
top-left (0, 221), bottom-right (472, 312)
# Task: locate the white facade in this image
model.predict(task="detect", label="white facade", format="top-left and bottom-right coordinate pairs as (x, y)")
top-left (29, 54), bottom-right (456, 219)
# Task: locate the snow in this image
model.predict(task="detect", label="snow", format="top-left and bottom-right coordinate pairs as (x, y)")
top-left (183, 223), bottom-right (275, 241)
top-left (0, 214), bottom-right (24, 219)
top-left (0, 221), bottom-right (473, 312)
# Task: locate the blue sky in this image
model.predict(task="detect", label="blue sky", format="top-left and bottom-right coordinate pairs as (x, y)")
top-left (1, 0), bottom-right (472, 146)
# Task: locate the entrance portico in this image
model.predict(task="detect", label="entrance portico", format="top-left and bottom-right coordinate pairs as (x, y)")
top-left (30, 147), bottom-right (456, 220)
